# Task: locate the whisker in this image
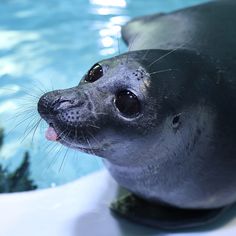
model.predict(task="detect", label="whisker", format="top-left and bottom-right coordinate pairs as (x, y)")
top-left (46, 127), bottom-right (70, 169)
top-left (16, 97), bottom-right (38, 104)
top-left (58, 127), bottom-right (70, 142)
top-left (47, 144), bottom-right (64, 170)
top-left (128, 33), bottom-right (139, 52)
top-left (84, 134), bottom-right (95, 156)
top-left (19, 88), bottom-right (41, 99)
top-left (32, 80), bottom-right (49, 94)
top-left (23, 116), bottom-right (39, 135)
top-left (49, 78), bottom-right (55, 91)
top-left (75, 127), bottom-right (78, 140)
top-left (126, 33), bottom-right (139, 64)
top-left (149, 68), bottom-right (177, 75)
top-left (87, 124), bottom-right (101, 129)
top-left (58, 129), bottom-right (72, 172)
top-left (59, 147), bottom-right (70, 172)
top-left (31, 80), bottom-right (48, 94)
top-left (95, 112), bottom-right (107, 115)
top-left (86, 130), bottom-right (101, 147)
top-left (148, 42), bottom-right (188, 68)
top-left (31, 118), bottom-right (42, 144)
top-left (81, 131), bottom-right (92, 155)
top-left (44, 140), bottom-right (58, 154)
top-left (14, 102), bottom-right (37, 108)
top-left (11, 110), bottom-right (37, 118)
top-left (5, 113), bottom-right (38, 137)
top-left (0, 85), bottom-right (42, 98)
top-left (7, 109), bottom-right (36, 122)
top-left (86, 132), bottom-right (104, 169)
top-left (20, 118), bottom-right (42, 144)
top-left (72, 148), bottom-right (79, 164)
top-left (142, 49), bottom-right (150, 60)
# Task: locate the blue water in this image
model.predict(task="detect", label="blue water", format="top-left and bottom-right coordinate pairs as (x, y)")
top-left (0, 0), bottom-right (209, 190)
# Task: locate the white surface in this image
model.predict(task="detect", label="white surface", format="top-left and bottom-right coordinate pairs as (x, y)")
top-left (0, 169), bottom-right (236, 236)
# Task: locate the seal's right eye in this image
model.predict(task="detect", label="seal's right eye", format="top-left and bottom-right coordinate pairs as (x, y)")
top-left (85, 64), bottom-right (103, 83)
top-left (115, 90), bottom-right (141, 117)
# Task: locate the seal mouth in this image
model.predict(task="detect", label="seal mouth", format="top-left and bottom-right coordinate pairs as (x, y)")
top-left (44, 122), bottom-right (101, 152)
top-left (45, 123), bottom-right (61, 141)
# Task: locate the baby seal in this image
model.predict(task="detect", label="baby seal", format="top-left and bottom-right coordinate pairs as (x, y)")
top-left (38, 0), bottom-right (236, 229)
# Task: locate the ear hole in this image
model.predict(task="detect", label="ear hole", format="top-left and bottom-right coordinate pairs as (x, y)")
top-left (172, 114), bottom-right (181, 128)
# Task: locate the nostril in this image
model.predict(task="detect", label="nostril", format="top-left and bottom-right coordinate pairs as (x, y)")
top-left (51, 97), bottom-right (61, 107)
top-left (53, 99), bottom-right (75, 110)
top-left (77, 100), bottom-right (84, 107)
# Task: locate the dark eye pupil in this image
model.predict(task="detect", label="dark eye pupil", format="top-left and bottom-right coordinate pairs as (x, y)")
top-left (85, 64), bottom-right (103, 82)
top-left (115, 90), bottom-right (141, 117)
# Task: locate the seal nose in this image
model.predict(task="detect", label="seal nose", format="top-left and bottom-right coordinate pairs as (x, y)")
top-left (37, 91), bottom-right (61, 116)
top-left (38, 89), bottom-right (86, 117)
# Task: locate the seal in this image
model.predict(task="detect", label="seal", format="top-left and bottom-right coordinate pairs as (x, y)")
top-left (37, 0), bottom-right (236, 229)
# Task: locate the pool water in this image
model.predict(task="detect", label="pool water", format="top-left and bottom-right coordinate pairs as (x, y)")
top-left (0, 0), bottom-right (209, 190)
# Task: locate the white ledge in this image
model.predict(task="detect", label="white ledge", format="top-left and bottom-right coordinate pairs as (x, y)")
top-left (0, 169), bottom-right (235, 236)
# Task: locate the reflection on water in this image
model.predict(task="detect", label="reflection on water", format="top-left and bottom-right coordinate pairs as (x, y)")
top-left (0, 0), bottom-right (209, 190)
top-left (90, 0), bottom-right (127, 8)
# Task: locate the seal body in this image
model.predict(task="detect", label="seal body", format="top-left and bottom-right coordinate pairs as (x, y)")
top-left (37, 0), bottom-right (236, 227)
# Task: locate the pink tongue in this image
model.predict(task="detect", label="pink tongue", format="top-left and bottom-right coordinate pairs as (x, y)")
top-left (45, 126), bottom-right (59, 141)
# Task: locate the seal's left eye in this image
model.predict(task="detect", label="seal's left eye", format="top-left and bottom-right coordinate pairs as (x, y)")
top-left (85, 64), bottom-right (103, 83)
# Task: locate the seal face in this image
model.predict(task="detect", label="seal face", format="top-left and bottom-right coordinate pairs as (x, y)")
top-left (38, 0), bottom-right (236, 225)
top-left (38, 51), bottom-right (156, 152)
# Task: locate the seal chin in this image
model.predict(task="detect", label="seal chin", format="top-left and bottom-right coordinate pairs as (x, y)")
top-left (59, 138), bottom-right (99, 153)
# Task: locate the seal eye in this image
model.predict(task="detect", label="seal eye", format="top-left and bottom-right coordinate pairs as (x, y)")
top-left (115, 90), bottom-right (141, 117)
top-left (85, 64), bottom-right (103, 83)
